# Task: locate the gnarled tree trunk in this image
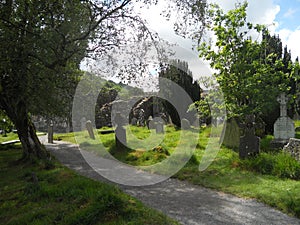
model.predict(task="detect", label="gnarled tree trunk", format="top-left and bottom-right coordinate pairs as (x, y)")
top-left (16, 116), bottom-right (48, 160)
top-left (5, 100), bottom-right (49, 160)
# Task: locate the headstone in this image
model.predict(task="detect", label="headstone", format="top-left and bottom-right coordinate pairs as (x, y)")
top-left (146, 116), bottom-right (154, 129)
top-left (181, 118), bottom-right (191, 130)
top-left (239, 133), bottom-right (260, 159)
top-left (239, 115), bottom-right (260, 159)
top-left (221, 118), bottom-right (240, 149)
top-left (86, 120), bottom-right (95, 139)
top-left (114, 112), bottom-right (127, 149)
top-left (156, 122), bottom-right (164, 134)
top-left (115, 125), bottom-right (127, 149)
top-left (283, 138), bottom-right (300, 162)
top-left (47, 121), bottom-right (54, 144)
top-left (271, 93), bottom-right (295, 148)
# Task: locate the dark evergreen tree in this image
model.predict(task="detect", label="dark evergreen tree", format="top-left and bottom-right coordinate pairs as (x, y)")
top-left (158, 59), bottom-right (201, 127)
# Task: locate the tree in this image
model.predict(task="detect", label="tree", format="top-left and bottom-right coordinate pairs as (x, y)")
top-left (159, 59), bottom-right (201, 126)
top-left (198, 2), bottom-right (290, 132)
top-left (0, 0), bottom-right (207, 160)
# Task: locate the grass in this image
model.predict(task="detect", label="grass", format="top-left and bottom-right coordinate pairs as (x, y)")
top-left (174, 127), bottom-right (300, 218)
top-left (54, 125), bottom-right (300, 218)
top-left (0, 132), bottom-right (19, 143)
top-left (0, 145), bottom-right (178, 225)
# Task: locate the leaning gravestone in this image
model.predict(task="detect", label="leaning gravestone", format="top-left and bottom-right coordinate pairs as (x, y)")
top-left (271, 93), bottom-right (295, 148)
top-left (239, 116), bottom-right (260, 159)
top-left (181, 118), bottom-right (191, 130)
top-left (86, 120), bottom-right (95, 139)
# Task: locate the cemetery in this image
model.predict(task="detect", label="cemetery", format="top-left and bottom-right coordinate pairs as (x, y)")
top-left (1, 0), bottom-right (300, 224)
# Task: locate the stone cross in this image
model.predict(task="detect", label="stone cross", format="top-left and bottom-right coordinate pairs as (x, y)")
top-left (277, 93), bottom-right (288, 117)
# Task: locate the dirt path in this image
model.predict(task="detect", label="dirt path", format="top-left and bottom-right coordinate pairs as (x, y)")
top-left (41, 138), bottom-right (300, 225)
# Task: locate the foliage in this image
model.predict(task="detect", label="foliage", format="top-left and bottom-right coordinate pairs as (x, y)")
top-left (0, 0), bottom-right (207, 159)
top-left (159, 59), bottom-right (201, 126)
top-left (0, 147), bottom-right (178, 225)
top-left (0, 110), bottom-right (14, 134)
top-left (240, 152), bottom-right (300, 180)
top-left (198, 2), bottom-right (291, 127)
top-left (174, 126), bottom-right (300, 218)
top-left (55, 125), bottom-right (300, 217)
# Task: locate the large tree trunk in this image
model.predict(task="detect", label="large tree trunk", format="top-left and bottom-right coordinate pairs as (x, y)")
top-left (15, 115), bottom-right (49, 160)
top-left (5, 101), bottom-right (49, 160)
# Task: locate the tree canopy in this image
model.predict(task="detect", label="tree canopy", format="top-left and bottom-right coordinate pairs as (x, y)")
top-left (0, 0), bottom-right (207, 159)
top-left (198, 2), bottom-right (294, 131)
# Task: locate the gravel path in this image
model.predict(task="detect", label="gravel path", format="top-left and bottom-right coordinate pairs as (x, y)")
top-left (41, 138), bottom-right (300, 225)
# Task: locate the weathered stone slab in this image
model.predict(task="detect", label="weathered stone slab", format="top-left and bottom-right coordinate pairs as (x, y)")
top-left (283, 138), bottom-right (300, 162)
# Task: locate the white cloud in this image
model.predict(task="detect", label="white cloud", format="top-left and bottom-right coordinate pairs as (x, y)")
top-left (211, 0), bottom-right (300, 60)
top-left (283, 8), bottom-right (297, 18)
top-left (278, 28), bottom-right (300, 60)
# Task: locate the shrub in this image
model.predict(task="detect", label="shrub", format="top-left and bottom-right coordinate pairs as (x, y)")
top-left (240, 152), bottom-right (300, 180)
top-left (273, 152), bottom-right (300, 179)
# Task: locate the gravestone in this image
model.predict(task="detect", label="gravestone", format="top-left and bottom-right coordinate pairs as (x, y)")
top-left (239, 115), bottom-right (260, 159)
top-left (221, 118), bottom-right (240, 149)
top-left (148, 120), bottom-right (155, 130)
top-left (115, 125), bottom-right (126, 149)
top-left (181, 118), bottom-right (191, 130)
top-left (86, 120), bottom-right (95, 139)
top-left (147, 116), bottom-right (154, 129)
top-left (271, 93), bottom-right (295, 148)
top-left (47, 121), bottom-right (54, 144)
top-left (156, 122), bottom-right (164, 134)
top-left (115, 112), bottom-right (127, 149)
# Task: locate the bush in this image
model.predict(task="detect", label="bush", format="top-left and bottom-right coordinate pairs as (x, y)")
top-left (273, 153), bottom-right (300, 179)
top-left (240, 152), bottom-right (300, 180)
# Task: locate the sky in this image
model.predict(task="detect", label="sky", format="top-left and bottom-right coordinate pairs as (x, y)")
top-left (213, 0), bottom-right (300, 60)
top-left (134, 0), bottom-right (300, 79)
top-left (83, 0), bottom-right (300, 90)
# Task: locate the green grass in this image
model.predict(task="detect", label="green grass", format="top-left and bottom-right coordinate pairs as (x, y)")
top-left (54, 125), bottom-right (300, 218)
top-left (0, 132), bottom-right (19, 143)
top-left (174, 128), bottom-right (300, 218)
top-left (0, 146), bottom-right (178, 225)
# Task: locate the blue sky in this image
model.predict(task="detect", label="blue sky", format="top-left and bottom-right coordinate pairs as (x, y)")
top-left (275, 0), bottom-right (300, 31)
top-left (133, 0), bottom-right (300, 80)
top-left (84, 0), bottom-right (300, 87)
top-left (211, 0), bottom-right (300, 60)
